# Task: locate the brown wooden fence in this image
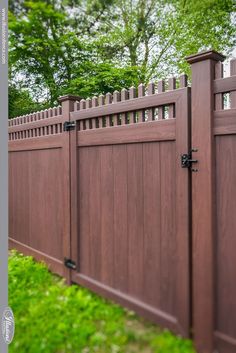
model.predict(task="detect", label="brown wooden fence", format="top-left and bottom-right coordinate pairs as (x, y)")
top-left (8, 50), bottom-right (236, 353)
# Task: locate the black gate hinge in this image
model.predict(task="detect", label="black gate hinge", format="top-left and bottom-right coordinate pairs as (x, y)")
top-left (64, 258), bottom-right (77, 270)
top-left (63, 121), bottom-right (75, 131)
top-left (181, 149), bottom-right (198, 172)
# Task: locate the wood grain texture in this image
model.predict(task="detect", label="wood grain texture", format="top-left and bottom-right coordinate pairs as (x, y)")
top-left (214, 113), bottom-right (236, 135)
top-left (215, 135), bottom-right (236, 351)
top-left (143, 142), bottom-right (161, 308)
top-left (8, 135), bottom-right (63, 151)
top-left (214, 75), bottom-right (236, 94)
top-left (160, 142), bottom-right (176, 316)
top-left (77, 119), bottom-right (176, 146)
top-left (175, 88), bottom-right (191, 337)
top-left (76, 139), bottom-right (189, 336)
top-left (89, 147), bottom-right (102, 280)
top-left (127, 143), bottom-right (144, 300)
top-left (78, 148), bottom-right (90, 276)
top-left (100, 146), bottom-right (114, 286)
top-left (113, 145), bottom-right (128, 293)
top-left (190, 58), bottom-right (216, 353)
top-left (9, 148), bottom-right (64, 261)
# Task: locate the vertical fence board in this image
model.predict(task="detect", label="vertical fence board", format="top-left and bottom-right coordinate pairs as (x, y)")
top-left (100, 146), bottom-right (114, 286)
top-left (127, 144), bottom-right (144, 299)
top-left (113, 145), bottom-right (128, 293)
top-left (215, 62), bottom-right (223, 110)
top-left (230, 59), bottom-right (236, 108)
top-left (78, 148), bottom-right (90, 276)
top-left (143, 142), bottom-right (161, 307)
top-left (89, 147), bottom-right (101, 280)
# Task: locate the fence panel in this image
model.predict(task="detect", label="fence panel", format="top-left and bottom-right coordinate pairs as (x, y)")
top-left (213, 58), bottom-right (236, 353)
top-left (70, 83), bottom-right (191, 336)
top-left (8, 105), bottom-right (71, 280)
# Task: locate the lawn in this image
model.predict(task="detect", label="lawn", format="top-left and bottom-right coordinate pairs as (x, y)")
top-left (9, 250), bottom-right (195, 353)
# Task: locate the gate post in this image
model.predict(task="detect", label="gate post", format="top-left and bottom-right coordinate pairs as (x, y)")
top-left (58, 94), bottom-right (81, 284)
top-left (186, 51), bottom-right (225, 353)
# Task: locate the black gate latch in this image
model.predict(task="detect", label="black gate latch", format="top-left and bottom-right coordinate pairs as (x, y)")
top-left (64, 258), bottom-right (76, 270)
top-left (63, 121), bottom-right (76, 131)
top-left (181, 149), bottom-right (198, 172)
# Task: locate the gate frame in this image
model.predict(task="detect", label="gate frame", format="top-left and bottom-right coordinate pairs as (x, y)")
top-left (68, 86), bottom-right (192, 337)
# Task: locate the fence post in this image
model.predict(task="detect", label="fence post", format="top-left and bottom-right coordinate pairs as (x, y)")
top-left (186, 51), bottom-right (225, 353)
top-left (58, 94), bottom-right (81, 284)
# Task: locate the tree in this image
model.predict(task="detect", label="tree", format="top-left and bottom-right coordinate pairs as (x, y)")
top-left (9, 1), bottom-right (91, 105)
top-left (92, 0), bottom-right (236, 78)
top-left (9, 0), bottom-right (236, 116)
top-left (9, 84), bottom-right (48, 119)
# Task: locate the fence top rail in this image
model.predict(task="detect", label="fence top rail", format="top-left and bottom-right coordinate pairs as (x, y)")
top-left (71, 87), bottom-right (188, 121)
top-left (214, 75), bottom-right (236, 94)
top-left (214, 57), bottom-right (236, 111)
top-left (8, 106), bottom-right (62, 127)
top-left (8, 115), bottom-right (64, 134)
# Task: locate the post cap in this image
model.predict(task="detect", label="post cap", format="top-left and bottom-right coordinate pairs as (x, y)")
top-left (58, 94), bottom-right (81, 103)
top-left (186, 50), bottom-right (225, 64)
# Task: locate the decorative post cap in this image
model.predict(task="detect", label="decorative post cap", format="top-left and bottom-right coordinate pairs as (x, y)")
top-left (186, 50), bottom-right (225, 64)
top-left (58, 94), bottom-right (81, 103)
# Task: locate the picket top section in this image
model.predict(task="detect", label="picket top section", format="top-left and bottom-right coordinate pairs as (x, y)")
top-left (69, 76), bottom-right (190, 131)
top-left (8, 76), bottom-right (190, 140)
top-left (8, 105), bottom-right (62, 127)
top-left (8, 50), bottom-right (236, 138)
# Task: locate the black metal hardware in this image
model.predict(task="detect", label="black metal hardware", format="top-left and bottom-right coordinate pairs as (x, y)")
top-left (63, 121), bottom-right (75, 131)
top-left (181, 149), bottom-right (198, 171)
top-left (64, 258), bottom-right (76, 270)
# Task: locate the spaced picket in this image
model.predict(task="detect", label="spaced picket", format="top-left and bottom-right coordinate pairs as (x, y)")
top-left (179, 74), bottom-right (188, 88)
top-left (121, 89), bottom-right (128, 125)
top-left (98, 95), bottom-right (105, 128)
top-left (92, 97), bottom-right (98, 129)
top-left (138, 83), bottom-right (145, 122)
top-left (230, 59), bottom-right (236, 108)
top-left (215, 62), bottom-right (223, 110)
top-left (105, 93), bottom-right (112, 127)
top-left (129, 86), bottom-right (136, 124)
top-left (79, 99), bottom-right (86, 130)
top-left (168, 77), bottom-right (176, 118)
top-left (147, 82), bottom-right (155, 121)
top-left (113, 91), bottom-right (121, 126)
top-left (158, 80), bottom-right (165, 119)
top-left (85, 98), bottom-right (92, 129)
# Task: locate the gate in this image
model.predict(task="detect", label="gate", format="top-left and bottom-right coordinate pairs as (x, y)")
top-left (63, 79), bottom-right (191, 337)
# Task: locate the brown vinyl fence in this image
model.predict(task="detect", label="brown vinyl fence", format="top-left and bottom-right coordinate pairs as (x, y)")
top-left (8, 50), bottom-right (236, 353)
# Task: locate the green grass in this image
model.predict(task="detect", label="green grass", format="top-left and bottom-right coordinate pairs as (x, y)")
top-left (9, 250), bottom-right (195, 353)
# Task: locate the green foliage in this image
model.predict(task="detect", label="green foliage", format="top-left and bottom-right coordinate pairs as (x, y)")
top-left (9, 85), bottom-right (48, 119)
top-left (9, 0), bottom-right (236, 116)
top-left (65, 62), bottom-right (143, 98)
top-left (9, 250), bottom-right (195, 353)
